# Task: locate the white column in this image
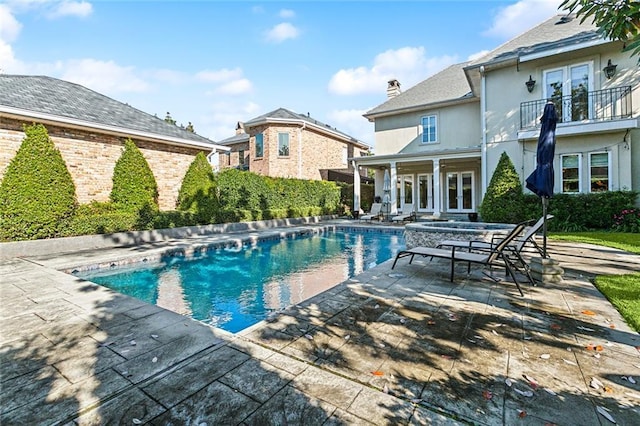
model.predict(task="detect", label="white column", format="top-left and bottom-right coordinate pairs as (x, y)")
top-left (389, 161), bottom-right (398, 214)
top-left (375, 169), bottom-right (385, 199)
top-left (352, 160), bottom-right (361, 214)
top-left (433, 159), bottom-right (441, 218)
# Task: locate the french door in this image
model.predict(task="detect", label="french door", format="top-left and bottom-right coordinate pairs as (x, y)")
top-left (544, 63), bottom-right (592, 123)
top-left (397, 175), bottom-right (413, 209)
top-left (417, 174), bottom-right (434, 212)
top-left (446, 172), bottom-right (474, 212)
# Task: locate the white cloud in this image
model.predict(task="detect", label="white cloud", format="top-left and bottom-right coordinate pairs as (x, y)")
top-left (47, 1), bottom-right (93, 19)
top-left (61, 59), bottom-right (149, 93)
top-left (196, 67), bottom-right (243, 82)
top-left (279, 9), bottom-right (295, 19)
top-left (216, 78), bottom-right (252, 95)
top-left (199, 101), bottom-right (261, 141)
top-left (328, 47), bottom-right (458, 96)
top-left (483, 0), bottom-right (561, 40)
top-left (327, 108), bottom-right (374, 147)
top-left (0, 4), bottom-right (22, 43)
top-left (265, 22), bottom-right (300, 43)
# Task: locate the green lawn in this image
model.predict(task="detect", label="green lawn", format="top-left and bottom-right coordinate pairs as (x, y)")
top-left (550, 232), bottom-right (640, 332)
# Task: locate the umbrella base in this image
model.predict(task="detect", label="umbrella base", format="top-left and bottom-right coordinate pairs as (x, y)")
top-left (529, 257), bottom-right (563, 284)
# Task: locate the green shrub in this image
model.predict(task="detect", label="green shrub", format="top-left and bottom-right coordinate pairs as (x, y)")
top-left (523, 190), bottom-right (638, 231)
top-left (61, 202), bottom-right (138, 236)
top-left (110, 138), bottom-right (158, 213)
top-left (177, 152), bottom-right (217, 224)
top-left (479, 152), bottom-right (526, 223)
top-left (0, 124), bottom-right (77, 241)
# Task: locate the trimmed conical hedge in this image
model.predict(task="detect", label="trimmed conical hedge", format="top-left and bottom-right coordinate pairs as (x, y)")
top-left (177, 152), bottom-right (217, 223)
top-left (0, 124), bottom-right (77, 240)
top-left (110, 138), bottom-right (158, 213)
top-left (479, 151), bottom-right (525, 223)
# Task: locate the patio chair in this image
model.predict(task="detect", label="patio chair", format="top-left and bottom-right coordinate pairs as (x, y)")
top-left (391, 222), bottom-right (531, 296)
top-left (391, 203), bottom-right (416, 223)
top-left (360, 203), bottom-right (383, 222)
top-left (436, 215), bottom-right (553, 257)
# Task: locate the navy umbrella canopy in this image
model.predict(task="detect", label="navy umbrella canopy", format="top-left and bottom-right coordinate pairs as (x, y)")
top-left (525, 101), bottom-right (557, 258)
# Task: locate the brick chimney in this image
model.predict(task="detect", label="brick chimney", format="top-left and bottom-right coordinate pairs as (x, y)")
top-left (235, 121), bottom-right (245, 135)
top-left (387, 79), bottom-right (401, 98)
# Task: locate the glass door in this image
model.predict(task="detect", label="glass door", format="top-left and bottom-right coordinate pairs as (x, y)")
top-left (417, 174), bottom-right (433, 212)
top-left (397, 175), bottom-right (413, 209)
top-left (446, 172), bottom-right (474, 212)
top-left (544, 63), bottom-right (592, 123)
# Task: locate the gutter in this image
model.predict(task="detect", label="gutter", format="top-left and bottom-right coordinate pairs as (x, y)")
top-left (0, 106), bottom-right (230, 152)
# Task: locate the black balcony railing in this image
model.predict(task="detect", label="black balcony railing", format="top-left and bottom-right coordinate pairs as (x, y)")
top-left (520, 86), bottom-right (632, 129)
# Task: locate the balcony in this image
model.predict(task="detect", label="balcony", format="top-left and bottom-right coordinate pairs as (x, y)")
top-left (520, 86), bottom-right (633, 130)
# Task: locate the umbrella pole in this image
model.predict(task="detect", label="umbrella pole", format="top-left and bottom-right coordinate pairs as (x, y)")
top-left (542, 197), bottom-right (548, 258)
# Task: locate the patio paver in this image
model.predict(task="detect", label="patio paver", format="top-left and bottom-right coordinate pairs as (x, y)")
top-left (1, 223), bottom-right (639, 425)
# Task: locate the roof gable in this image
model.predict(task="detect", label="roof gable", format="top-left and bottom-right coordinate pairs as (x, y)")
top-left (0, 75), bottom-right (221, 148)
top-left (364, 62), bottom-right (475, 118)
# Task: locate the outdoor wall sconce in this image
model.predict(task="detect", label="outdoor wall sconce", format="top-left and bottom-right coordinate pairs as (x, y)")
top-left (525, 75), bottom-right (536, 93)
top-left (603, 59), bottom-right (617, 79)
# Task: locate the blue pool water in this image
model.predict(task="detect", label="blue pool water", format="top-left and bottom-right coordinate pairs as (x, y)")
top-left (76, 230), bottom-right (405, 333)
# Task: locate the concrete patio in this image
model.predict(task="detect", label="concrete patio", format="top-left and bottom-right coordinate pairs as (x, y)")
top-left (1, 222), bottom-right (639, 425)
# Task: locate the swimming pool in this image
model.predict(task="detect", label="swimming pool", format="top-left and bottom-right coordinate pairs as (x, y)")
top-left (75, 229), bottom-right (405, 333)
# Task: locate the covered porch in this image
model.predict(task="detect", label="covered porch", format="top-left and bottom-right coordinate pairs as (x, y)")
top-left (351, 147), bottom-right (482, 220)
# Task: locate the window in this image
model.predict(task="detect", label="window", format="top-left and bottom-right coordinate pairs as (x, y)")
top-left (255, 133), bottom-right (264, 158)
top-left (342, 146), bottom-right (348, 165)
top-left (589, 152), bottom-right (610, 192)
top-left (421, 115), bottom-right (437, 143)
top-left (561, 154), bottom-right (581, 193)
top-left (278, 132), bottom-right (290, 157)
top-left (544, 62), bottom-right (592, 123)
top-left (238, 150), bottom-right (245, 165)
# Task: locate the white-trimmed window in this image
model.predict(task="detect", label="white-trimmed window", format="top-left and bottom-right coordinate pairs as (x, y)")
top-left (561, 154), bottom-right (581, 193)
top-left (342, 146), bottom-right (348, 165)
top-left (278, 132), bottom-right (290, 157)
top-left (421, 115), bottom-right (437, 143)
top-left (543, 62), bottom-right (593, 123)
top-left (589, 152), bottom-right (610, 192)
top-left (255, 133), bottom-right (264, 158)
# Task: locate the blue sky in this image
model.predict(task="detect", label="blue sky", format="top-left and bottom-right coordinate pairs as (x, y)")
top-left (1, 0), bottom-right (564, 147)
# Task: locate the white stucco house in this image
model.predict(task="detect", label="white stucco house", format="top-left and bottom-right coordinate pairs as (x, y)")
top-left (353, 14), bottom-right (639, 219)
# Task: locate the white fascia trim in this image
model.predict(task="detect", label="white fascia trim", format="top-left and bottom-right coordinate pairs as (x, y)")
top-left (246, 117), bottom-right (369, 149)
top-left (1, 106), bottom-right (230, 151)
top-left (519, 38), bottom-right (609, 63)
top-left (518, 117), bottom-right (639, 140)
top-left (350, 146), bottom-right (481, 167)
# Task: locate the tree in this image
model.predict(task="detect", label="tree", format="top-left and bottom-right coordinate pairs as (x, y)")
top-left (479, 152), bottom-right (526, 224)
top-left (560, 0), bottom-right (640, 58)
top-left (110, 138), bottom-right (158, 213)
top-left (0, 124), bottom-right (77, 240)
top-left (164, 112), bottom-right (176, 125)
top-left (177, 152), bottom-right (217, 223)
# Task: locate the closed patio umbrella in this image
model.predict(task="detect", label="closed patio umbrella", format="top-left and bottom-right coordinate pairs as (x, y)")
top-left (383, 169), bottom-right (391, 218)
top-left (525, 101), bottom-right (557, 258)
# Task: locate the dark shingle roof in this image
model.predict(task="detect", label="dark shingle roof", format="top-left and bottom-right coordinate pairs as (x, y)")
top-left (364, 62), bottom-right (474, 118)
top-left (217, 132), bottom-right (250, 145)
top-left (468, 14), bottom-right (600, 68)
top-left (0, 75), bottom-right (219, 147)
top-left (243, 107), bottom-right (369, 148)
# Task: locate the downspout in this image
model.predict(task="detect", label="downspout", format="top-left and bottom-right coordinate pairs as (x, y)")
top-left (480, 65), bottom-right (488, 196)
top-left (298, 122), bottom-right (306, 179)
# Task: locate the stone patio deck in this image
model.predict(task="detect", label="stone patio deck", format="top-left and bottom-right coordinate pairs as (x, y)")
top-left (1, 222), bottom-right (639, 425)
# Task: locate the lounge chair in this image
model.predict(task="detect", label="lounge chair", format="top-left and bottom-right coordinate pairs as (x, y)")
top-left (436, 215), bottom-right (553, 257)
top-left (391, 222), bottom-right (531, 296)
top-left (391, 203), bottom-right (416, 223)
top-left (360, 203), bottom-right (383, 222)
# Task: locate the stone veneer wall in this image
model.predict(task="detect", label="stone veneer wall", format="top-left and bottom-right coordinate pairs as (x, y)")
top-left (0, 117), bottom-right (205, 210)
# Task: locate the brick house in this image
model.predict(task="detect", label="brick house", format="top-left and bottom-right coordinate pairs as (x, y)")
top-left (0, 75), bottom-right (229, 210)
top-left (217, 108), bottom-right (371, 183)
top-left (354, 14), bottom-right (639, 217)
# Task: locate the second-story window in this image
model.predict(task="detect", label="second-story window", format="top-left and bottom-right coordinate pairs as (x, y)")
top-left (421, 115), bottom-right (437, 143)
top-left (238, 150), bottom-right (245, 166)
top-left (544, 62), bottom-right (592, 123)
top-left (342, 146), bottom-right (348, 165)
top-left (255, 133), bottom-right (264, 158)
top-left (278, 132), bottom-right (290, 157)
